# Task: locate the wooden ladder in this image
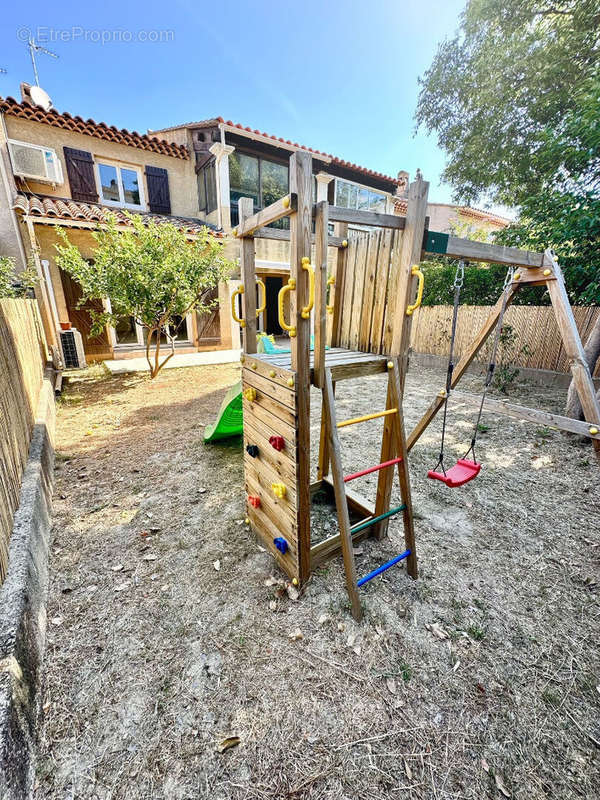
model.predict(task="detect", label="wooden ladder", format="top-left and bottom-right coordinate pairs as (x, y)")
top-left (321, 357), bottom-right (417, 621)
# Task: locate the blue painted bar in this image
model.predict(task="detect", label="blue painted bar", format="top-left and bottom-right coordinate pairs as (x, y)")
top-left (357, 549), bottom-right (411, 587)
top-left (350, 504), bottom-right (406, 535)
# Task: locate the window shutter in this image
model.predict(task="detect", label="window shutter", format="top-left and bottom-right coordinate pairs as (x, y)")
top-left (145, 166), bottom-right (171, 215)
top-left (63, 147), bottom-right (98, 203)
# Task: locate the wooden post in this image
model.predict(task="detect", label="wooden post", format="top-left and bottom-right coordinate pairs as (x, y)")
top-left (330, 222), bottom-right (348, 347)
top-left (323, 369), bottom-right (362, 621)
top-left (25, 218), bottom-right (57, 351)
top-left (314, 200), bottom-right (328, 388)
top-left (544, 250), bottom-right (600, 456)
top-left (289, 151), bottom-right (313, 583)
top-left (238, 197), bottom-right (257, 354)
top-left (389, 174), bottom-right (430, 393)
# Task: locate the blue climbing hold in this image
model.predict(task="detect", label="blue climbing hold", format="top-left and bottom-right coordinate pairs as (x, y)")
top-left (273, 537), bottom-right (288, 554)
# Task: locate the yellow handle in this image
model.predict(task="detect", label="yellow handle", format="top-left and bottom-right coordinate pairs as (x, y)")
top-left (406, 265), bottom-right (424, 316)
top-left (231, 284), bottom-right (245, 328)
top-left (278, 278), bottom-right (297, 337)
top-left (326, 275), bottom-right (335, 315)
top-left (301, 257), bottom-right (315, 319)
top-left (256, 278), bottom-right (266, 318)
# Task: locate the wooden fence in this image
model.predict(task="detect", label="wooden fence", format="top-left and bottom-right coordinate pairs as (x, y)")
top-left (332, 230), bottom-right (599, 376)
top-left (409, 305), bottom-right (600, 377)
top-left (0, 299), bottom-right (48, 581)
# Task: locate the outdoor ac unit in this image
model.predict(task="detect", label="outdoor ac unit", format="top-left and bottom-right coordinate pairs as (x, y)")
top-left (8, 139), bottom-right (64, 185)
top-left (59, 328), bottom-right (86, 369)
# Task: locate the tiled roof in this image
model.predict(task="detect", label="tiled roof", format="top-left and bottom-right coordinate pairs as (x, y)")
top-left (393, 198), bottom-right (510, 227)
top-left (0, 97), bottom-right (189, 160)
top-left (13, 193), bottom-right (221, 236)
top-left (154, 116), bottom-right (399, 185)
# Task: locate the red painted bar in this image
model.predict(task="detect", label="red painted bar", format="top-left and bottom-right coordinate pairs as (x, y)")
top-left (343, 456), bottom-right (403, 483)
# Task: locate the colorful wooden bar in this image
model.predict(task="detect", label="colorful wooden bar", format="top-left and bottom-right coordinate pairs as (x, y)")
top-left (337, 407), bottom-right (397, 429)
top-left (350, 503), bottom-right (406, 535)
top-left (357, 549), bottom-right (411, 587)
top-left (344, 456), bottom-right (403, 483)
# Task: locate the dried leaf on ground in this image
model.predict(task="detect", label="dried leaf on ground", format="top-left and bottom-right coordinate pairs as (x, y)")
top-left (289, 629), bottom-right (303, 641)
top-left (213, 560), bottom-right (220, 571)
top-left (495, 773), bottom-right (510, 797)
top-left (217, 736), bottom-right (240, 753)
top-left (426, 622), bottom-right (449, 640)
top-left (386, 677), bottom-right (396, 694)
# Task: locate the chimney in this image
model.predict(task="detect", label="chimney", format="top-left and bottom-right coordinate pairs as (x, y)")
top-left (395, 170), bottom-right (409, 197)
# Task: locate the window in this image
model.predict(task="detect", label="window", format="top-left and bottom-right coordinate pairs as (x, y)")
top-left (96, 161), bottom-right (144, 209)
top-left (114, 316), bottom-right (138, 344)
top-left (229, 151), bottom-right (289, 227)
top-left (198, 159), bottom-right (218, 215)
top-left (334, 178), bottom-right (387, 213)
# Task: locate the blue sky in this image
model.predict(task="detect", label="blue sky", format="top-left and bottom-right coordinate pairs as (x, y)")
top-left (1, 0), bottom-right (468, 204)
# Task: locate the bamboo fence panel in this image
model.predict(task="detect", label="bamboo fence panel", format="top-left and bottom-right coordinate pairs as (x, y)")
top-left (0, 299), bottom-right (47, 582)
top-left (409, 305), bottom-right (600, 376)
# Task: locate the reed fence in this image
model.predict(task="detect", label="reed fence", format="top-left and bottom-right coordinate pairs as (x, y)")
top-left (409, 304), bottom-right (600, 376)
top-left (0, 299), bottom-right (47, 581)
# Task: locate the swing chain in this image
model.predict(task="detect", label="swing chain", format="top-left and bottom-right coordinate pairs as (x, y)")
top-left (453, 260), bottom-right (465, 290)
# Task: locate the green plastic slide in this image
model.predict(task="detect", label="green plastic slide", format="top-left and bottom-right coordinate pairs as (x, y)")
top-left (203, 380), bottom-right (243, 442)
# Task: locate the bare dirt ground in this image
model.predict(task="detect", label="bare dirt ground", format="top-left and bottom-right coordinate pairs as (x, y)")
top-left (37, 359), bottom-right (599, 799)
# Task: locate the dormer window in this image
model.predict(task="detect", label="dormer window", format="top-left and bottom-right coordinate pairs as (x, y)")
top-left (96, 161), bottom-right (145, 210)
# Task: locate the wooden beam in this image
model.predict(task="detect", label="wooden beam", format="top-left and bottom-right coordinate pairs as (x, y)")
top-left (407, 285), bottom-right (518, 451)
top-left (313, 200), bottom-right (328, 388)
top-left (326, 205), bottom-right (406, 230)
top-left (424, 230), bottom-right (544, 268)
top-left (330, 222), bottom-right (348, 347)
top-left (289, 151), bottom-right (313, 584)
top-left (451, 391), bottom-right (600, 440)
top-left (234, 193), bottom-right (296, 237)
top-left (544, 249), bottom-right (600, 457)
top-left (238, 197), bottom-right (257, 353)
top-left (252, 225), bottom-right (346, 248)
top-left (390, 174), bottom-right (430, 390)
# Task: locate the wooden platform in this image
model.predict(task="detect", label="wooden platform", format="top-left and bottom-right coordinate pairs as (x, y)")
top-left (257, 347), bottom-right (389, 381)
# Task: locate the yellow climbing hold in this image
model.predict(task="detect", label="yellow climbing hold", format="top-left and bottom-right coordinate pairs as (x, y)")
top-left (590, 426), bottom-right (599, 436)
top-left (272, 482), bottom-right (287, 499)
top-left (243, 387), bottom-right (257, 402)
top-left (287, 377), bottom-right (294, 388)
top-left (269, 370), bottom-right (276, 378)
top-left (387, 361), bottom-right (394, 369)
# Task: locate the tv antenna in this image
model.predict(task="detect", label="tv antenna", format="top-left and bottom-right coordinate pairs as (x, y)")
top-left (28, 37), bottom-right (58, 86)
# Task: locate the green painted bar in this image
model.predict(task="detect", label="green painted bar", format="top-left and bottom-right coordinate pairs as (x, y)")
top-left (350, 504), bottom-right (406, 535)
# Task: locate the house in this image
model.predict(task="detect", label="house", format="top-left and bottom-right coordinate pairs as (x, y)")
top-left (0, 86), bottom-right (510, 359)
top-left (0, 85), bottom-right (234, 363)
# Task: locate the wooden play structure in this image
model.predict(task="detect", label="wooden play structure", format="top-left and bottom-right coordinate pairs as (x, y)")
top-left (228, 151), bottom-right (600, 621)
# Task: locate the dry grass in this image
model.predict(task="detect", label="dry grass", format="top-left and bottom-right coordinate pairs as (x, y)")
top-left (37, 360), bottom-right (600, 799)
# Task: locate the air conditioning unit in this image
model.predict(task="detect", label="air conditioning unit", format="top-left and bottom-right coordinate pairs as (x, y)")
top-left (8, 139), bottom-right (64, 185)
top-left (59, 328), bottom-right (86, 369)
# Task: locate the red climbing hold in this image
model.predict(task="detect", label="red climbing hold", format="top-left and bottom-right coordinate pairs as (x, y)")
top-left (269, 435), bottom-right (285, 451)
top-left (248, 495), bottom-right (261, 508)
top-left (427, 458), bottom-right (481, 488)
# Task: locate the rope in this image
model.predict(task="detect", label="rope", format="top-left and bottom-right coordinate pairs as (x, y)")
top-left (432, 261), bottom-right (464, 476)
top-left (463, 266), bottom-right (514, 463)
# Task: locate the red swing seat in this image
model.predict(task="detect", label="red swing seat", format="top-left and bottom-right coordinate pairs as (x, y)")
top-left (427, 458), bottom-right (481, 488)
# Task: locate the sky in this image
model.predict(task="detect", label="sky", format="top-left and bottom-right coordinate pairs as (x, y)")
top-left (1, 0), bottom-right (469, 205)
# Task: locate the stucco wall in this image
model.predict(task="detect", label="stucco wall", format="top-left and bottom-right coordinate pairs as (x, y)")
top-left (4, 116), bottom-right (199, 219)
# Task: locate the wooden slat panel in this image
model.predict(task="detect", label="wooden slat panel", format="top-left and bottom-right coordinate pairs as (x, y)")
top-left (242, 369), bottom-right (296, 409)
top-left (244, 455), bottom-right (297, 505)
top-left (242, 398), bottom-right (296, 444)
top-left (349, 234), bottom-right (369, 351)
top-left (246, 503), bottom-right (299, 578)
top-left (243, 424), bottom-right (297, 485)
top-left (359, 230), bottom-right (381, 351)
top-left (370, 228), bottom-right (393, 354)
top-left (241, 355), bottom-right (295, 387)
top-left (245, 472), bottom-right (297, 529)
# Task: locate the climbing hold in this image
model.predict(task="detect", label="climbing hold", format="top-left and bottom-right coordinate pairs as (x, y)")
top-left (273, 536), bottom-right (288, 554)
top-left (283, 196), bottom-right (290, 209)
top-left (269, 435), bottom-right (285, 452)
top-left (543, 269), bottom-right (552, 277)
top-left (240, 355), bottom-right (245, 364)
top-left (269, 370), bottom-right (276, 378)
top-left (246, 444), bottom-right (259, 458)
top-left (244, 517), bottom-right (250, 525)
top-left (251, 363), bottom-right (257, 370)
top-left (342, 239), bottom-right (348, 248)
top-left (232, 228), bottom-right (238, 236)
top-left (243, 387), bottom-right (257, 402)
top-left (287, 377), bottom-right (294, 388)
top-left (514, 272), bottom-right (521, 281)
top-left (590, 426), bottom-right (599, 436)
top-left (292, 577), bottom-right (299, 587)
top-left (387, 361), bottom-right (394, 369)
top-left (248, 495), bottom-right (261, 508)
top-left (272, 482), bottom-right (287, 499)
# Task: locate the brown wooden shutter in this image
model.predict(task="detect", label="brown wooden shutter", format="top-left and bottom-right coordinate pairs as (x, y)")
top-left (63, 147), bottom-right (98, 203)
top-left (145, 166), bottom-right (171, 214)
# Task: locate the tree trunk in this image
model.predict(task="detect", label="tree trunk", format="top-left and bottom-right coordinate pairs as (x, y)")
top-left (565, 314), bottom-right (600, 419)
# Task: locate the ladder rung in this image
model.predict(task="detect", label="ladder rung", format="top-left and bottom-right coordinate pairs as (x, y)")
top-left (350, 504), bottom-right (406, 535)
top-left (357, 549), bottom-right (411, 587)
top-left (344, 457), bottom-right (403, 483)
top-left (337, 408), bottom-right (397, 429)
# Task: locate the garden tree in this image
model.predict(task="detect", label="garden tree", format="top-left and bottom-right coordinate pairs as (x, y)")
top-left (416, 0), bottom-right (600, 418)
top-left (55, 213), bottom-right (233, 378)
top-left (0, 255), bottom-right (38, 298)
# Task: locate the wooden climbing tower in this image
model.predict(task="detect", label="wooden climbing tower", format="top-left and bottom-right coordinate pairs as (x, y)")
top-left (232, 151), bottom-right (600, 620)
